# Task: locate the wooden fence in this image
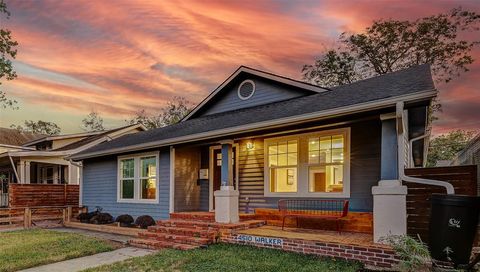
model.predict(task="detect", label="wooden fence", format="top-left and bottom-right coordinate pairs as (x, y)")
top-left (405, 165), bottom-right (477, 241)
top-left (0, 206), bottom-right (81, 229)
top-left (8, 184), bottom-right (79, 207)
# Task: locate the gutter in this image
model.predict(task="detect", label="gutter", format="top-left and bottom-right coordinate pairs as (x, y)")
top-left (72, 90), bottom-right (437, 160)
top-left (396, 102), bottom-right (454, 194)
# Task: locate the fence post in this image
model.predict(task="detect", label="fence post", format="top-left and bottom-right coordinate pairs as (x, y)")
top-left (24, 208), bottom-right (31, 228)
top-left (67, 206), bottom-right (72, 223)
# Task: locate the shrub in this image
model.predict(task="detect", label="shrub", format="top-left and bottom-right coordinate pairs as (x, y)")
top-left (77, 211), bottom-right (99, 223)
top-left (380, 234), bottom-right (431, 272)
top-left (90, 213), bottom-right (114, 225)
top-left (135, 215), bottom-right (156, 229)
top-left (115, 214), bottom-right (134, 227)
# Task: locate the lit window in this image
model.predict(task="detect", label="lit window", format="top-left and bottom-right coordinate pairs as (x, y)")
top-left (264, 128), bottom-right (349, 197)
top-left (267, 140), bottom-right (297, 193)
top-left (308, 135), bottom-right (345, 193)
top-left (118, 153), bottom-right (158, 203)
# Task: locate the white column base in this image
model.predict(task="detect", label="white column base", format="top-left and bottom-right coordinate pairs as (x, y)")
top-left (372, 180), bottom-right (408, 243)
top-left (214, 186), bottom-right (239, 223)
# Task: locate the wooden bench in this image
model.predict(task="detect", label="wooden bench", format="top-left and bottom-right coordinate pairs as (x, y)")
top-left (278, 199), bottom-right (349, 233)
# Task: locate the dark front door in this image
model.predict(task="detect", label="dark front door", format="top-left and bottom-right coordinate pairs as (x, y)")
top-left (212, 147), bottom-right (236, 209)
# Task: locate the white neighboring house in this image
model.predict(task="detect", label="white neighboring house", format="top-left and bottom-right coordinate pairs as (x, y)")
top-left (0, 124), bottom-right (146, 207)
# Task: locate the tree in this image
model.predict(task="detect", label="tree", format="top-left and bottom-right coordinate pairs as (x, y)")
top-left (125, 96), bottom-right (194, 129)
top-left (11, 120), bottom-right (61, 135)
top-left (81, 111), bottom-right (104, 131)
top-left (426, 129), bottom-right (476, 167)
top-left (303, 7), bottom-right (480, 87)
top-left (0, 0), bottom-right (18, 109)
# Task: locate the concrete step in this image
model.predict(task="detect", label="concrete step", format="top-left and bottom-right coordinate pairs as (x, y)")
top-left (129, 238), bottom-right (201, 250)
top-left (147, 226), bottom-right (218, 239)
top-left (138, 231), bottom-right (215, 246)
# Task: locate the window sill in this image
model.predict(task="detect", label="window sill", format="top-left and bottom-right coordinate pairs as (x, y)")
top-left (117, 199), bottom-right (159, 204)
top-left (263, 192), bottom-right (350, 198)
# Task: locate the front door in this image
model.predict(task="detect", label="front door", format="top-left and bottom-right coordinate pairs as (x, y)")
top-left (211, 146), bottom-right (236, 209)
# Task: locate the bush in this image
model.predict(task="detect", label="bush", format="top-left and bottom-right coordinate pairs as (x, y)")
top-left (90, 213), bottom-right (114, 225)
top-left (77, 211), bottom-right (99, 223)
top-left (115, 214), bottom-right (134, 227)
top-left (380, 234), bottom-right (431, 272)
top-left (135, 215), bottom-right (156, 229)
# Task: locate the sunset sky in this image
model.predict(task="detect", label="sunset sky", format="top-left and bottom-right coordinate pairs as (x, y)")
top-left (0, 0), bottom-right (479, 134)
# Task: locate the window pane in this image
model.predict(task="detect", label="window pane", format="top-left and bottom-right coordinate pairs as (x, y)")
top-left (269, 155), bottom-right (277, 167)
top-left (332, 148), bottom-right (344, 163)
top-left (287, 153), bottom-right (297, 166)
top-left (141, 178), bottom-right (156, 199)
top-left (121, 159), bottom-right (134, 178)
top-left (270, 167), bottom-right (297, 193)
top-left (278, 154), bottom-right (287, 166)
top-left (308, 151), bottom-right (319, 164)
top-left (308, 138), bottom-right (319, 151)
top-left (121, 179), bottom-right (134, 199)
top-left (268, 144), bottom-right (278, 155)
top-left (332, 135), bottom-right (344, 149)
top-left (277, 142), bottom-right (287, 154)
top-left (287, 140), bottom-right (297, 153)
top-left (319, 150), bottom-right (330, 163)
top-left (141, 156), bottom-right (156, 178)
top-left (320, 136), bottom-right (331, 150)
top-left (309, 165), bottom-right (343, 193)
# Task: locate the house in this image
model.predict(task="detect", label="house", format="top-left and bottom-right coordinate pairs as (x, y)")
top-left (0, 124), bottom-right (146, 207)
top-left (71, 64), bottom-right (435, 242)
top-left (451, 132), bottom-right (480, 195)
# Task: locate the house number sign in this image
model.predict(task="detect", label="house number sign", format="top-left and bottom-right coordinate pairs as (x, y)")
top-left (237, 234), bottom-right (283, 246)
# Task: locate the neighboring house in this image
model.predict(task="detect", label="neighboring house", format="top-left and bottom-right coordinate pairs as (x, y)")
top-left (0, 124), bottom-right (146, 207)
top-left (451, 132), bottom-right (480, 194)
top-left (0, 127), bottom-right (44, 154)
top-left (71, 65), bottom-right (435, 241)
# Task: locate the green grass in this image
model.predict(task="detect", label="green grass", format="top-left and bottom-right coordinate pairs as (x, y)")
top-left (0, 229), bottom-right (117, 272)
top-left (85, 243), bottom-right (363, 272)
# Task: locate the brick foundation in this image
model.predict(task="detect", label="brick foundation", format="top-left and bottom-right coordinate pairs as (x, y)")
top-left (220, 230), bottom-right (399, 269)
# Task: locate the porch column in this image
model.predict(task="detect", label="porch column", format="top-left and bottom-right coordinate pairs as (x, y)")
top-left (214, 140), bottom-right (239, 223)
top-left (19, 161), bottom-right (25, 184)
top-left (24, 161), bottom-right (31, 184)
top-left (372, 112), bottom-right (407, 243)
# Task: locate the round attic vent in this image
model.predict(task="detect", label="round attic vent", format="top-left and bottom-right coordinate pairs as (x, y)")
top-left (238, 80), bottom-right (255, 100)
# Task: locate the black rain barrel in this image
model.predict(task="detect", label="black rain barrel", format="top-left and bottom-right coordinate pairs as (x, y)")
top-left (429, 194), bottom-right (480, 265)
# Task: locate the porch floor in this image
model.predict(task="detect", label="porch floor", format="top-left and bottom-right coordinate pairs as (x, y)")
top-left (238, 225), bottom-right (386, 249)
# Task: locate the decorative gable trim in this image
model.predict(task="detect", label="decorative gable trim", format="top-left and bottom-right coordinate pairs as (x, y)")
top-left (182, 66), bottom-right (330, 121)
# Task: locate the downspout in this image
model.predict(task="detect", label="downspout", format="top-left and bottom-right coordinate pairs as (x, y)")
top-left (396, 102), bottom-right (454, 194)
top-left (408, 132), bottom-right (430, 168)
top-left (69, 159), bottom-right (83, 206)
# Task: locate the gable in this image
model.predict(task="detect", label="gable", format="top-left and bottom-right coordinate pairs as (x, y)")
top-left (184, 66), bottom-right (328, 120)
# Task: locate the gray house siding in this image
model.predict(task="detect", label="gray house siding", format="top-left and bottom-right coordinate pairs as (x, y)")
top-left (236, 119), bottom-right (381, 212)
top-left (198, 76), bottom-right (314, 117)
top-left (82, 147), bottom-right (170, 220)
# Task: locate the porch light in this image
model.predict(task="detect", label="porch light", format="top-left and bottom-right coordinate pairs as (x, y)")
top-left (246, 142), bottom-right (255, 150)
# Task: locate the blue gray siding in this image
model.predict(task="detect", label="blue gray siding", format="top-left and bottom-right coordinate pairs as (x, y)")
top-left (198, 77), bottom-right (313, 117)
top-left (82, 147), bottom-right (170, 220)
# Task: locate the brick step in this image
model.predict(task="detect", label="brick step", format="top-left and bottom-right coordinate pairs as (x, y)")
top-left (129, 238), bottom-right (201, 250)
top-left (148, 226), bottom-right (218, 239)
top-left (169, 212), bottom-right (258, 222)
top-left (138, 231), bottom-right (215, 246)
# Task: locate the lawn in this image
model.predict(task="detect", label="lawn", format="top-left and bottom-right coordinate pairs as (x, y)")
top-left (85, 243), bottom-right (363, 272)
top-left (0, 229), bottom-right (117, 272)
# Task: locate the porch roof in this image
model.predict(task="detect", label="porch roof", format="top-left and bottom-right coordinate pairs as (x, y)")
top-left (71, 64), bottom-right (436, 160)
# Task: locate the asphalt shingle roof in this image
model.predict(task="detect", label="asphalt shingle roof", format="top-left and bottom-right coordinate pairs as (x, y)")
top-left (0, 127), bottom-right (45, 146)
top-left (73, 64), bottom-right (435, 158)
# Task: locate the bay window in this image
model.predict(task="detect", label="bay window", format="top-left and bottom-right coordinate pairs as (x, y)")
top-left (118, 152), bottom-right (159, 203)
top-left (264, 128), bottom-right (350, 197)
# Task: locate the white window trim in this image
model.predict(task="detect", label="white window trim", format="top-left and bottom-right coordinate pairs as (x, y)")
top-left (264, 127), bottom-right (351, 198)
top-left (117, 151), bottom-right (160, 204)
top-left (237, 79), bottom-right (256, 100)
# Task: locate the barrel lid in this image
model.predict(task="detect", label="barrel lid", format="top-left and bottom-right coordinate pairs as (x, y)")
top-left (431, 194), bottom-right (480, 207)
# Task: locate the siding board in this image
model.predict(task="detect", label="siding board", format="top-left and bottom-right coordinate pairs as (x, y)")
top-left (82, 147), bottom-right (170, 220)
